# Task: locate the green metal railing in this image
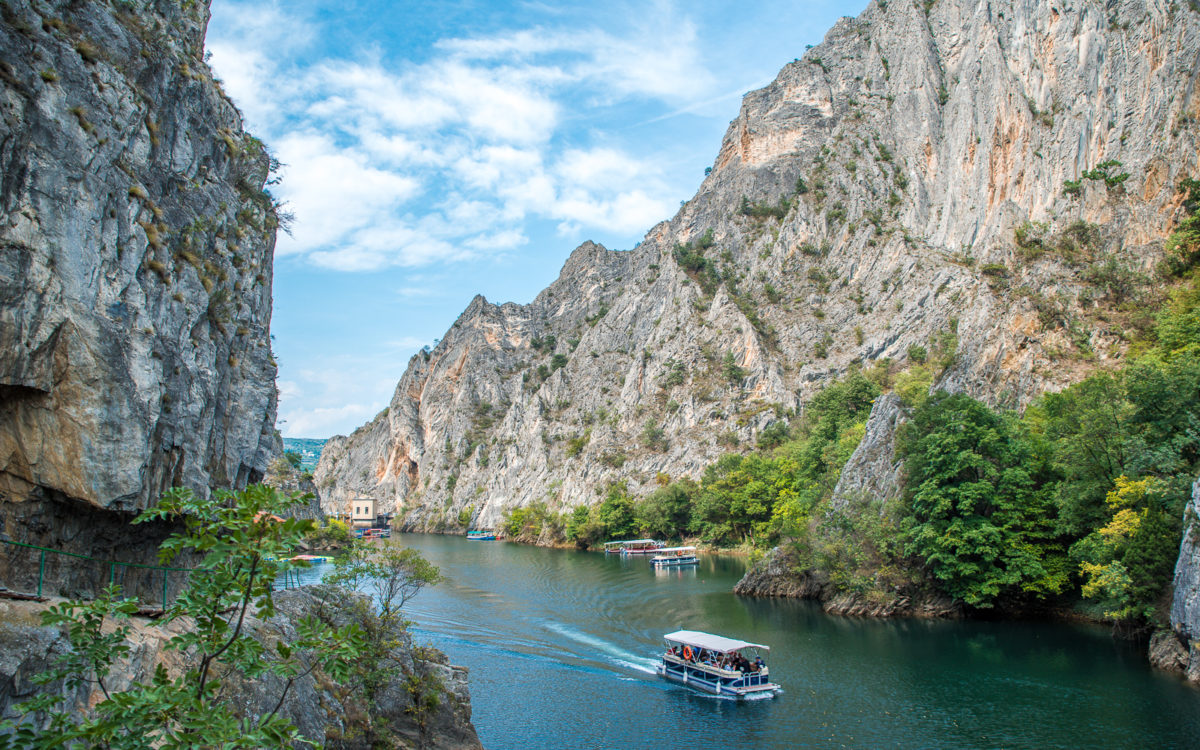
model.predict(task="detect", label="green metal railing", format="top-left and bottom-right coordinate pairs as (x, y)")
top-left (0, 538), bottom-right (194, 609)
top-left (0, 539), bottom-right (318, 608)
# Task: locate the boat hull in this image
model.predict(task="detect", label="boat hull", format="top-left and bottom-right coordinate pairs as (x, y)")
top-left (651, 556), bottom-right (698, 566)
top-left (656, 662), bottom-right (781, 699)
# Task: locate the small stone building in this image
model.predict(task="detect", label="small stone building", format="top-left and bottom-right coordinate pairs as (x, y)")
top-left (349, 497), bottom-right (375, 527)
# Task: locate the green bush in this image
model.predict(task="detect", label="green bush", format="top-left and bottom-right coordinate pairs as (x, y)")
top-left (897, 392), bottom-right (1063, 608)
top-left (0, 486), bottom-right (365, 747)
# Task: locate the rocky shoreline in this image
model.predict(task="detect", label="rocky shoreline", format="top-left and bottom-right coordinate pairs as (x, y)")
top-left (0, 587), bottom-right (482, 748)
top-left (732, 546), bottom-right (960, 619)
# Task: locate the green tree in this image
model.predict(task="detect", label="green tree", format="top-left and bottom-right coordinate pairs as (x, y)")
top-left (597, 482), bottom-right (637, 540)
top-left (1075, 477), bottom-right (1180, 623)
top-left (1164, 177), bottom-right (1200, 275)
top-left (1, 485), bottom-right (363, 748)
top-left (565, 505), bottom-right (601, 547)
top-left (1031, 373), bottom-right (1131, 537)
top-left (897, 392), bottom-right (1062, 607)
top-left (633, 480), bottom-right (697, 539)
top-left (320, 538), bottom-right (444, 743)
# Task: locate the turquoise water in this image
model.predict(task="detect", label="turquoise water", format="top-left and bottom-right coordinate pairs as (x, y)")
top-left (299, 535), bottom-right (1200, 749)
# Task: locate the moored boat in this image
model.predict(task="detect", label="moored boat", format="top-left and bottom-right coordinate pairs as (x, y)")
top-left (467, 529), bottom-right (496, 541)
top-left (287, 554), bottom-right (331, 563)
top-left (602, 539), bottom-right (665, 555)
top-left (656, 630), bottom-right (781, 699)
top-left (650, 546), bottom-right (698, 566)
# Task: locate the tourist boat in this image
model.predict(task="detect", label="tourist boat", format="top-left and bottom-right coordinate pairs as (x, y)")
top-left (467, 529), bottom-right (496, 541)
top-left (650, 546), bottom-right (698, 566)
top-left (286, 554), bottom-right (331, 563)
top-left (656, 630), bottom-right (782, 699)
top-left (602, 539), bottom-right (665, 555)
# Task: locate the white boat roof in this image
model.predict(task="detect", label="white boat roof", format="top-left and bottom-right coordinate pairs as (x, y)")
top-left (663, 630), bottom-right (770, 653)
top-left (655, 546), bottom-right (697, 553)
top-left (604, 538), bottom-right (658, 546)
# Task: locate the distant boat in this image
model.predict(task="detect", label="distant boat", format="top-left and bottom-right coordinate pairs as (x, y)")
top-left (467, 530), bottom-right (496, 541)
top-left (602, 539), bottom-right (665, 555)
top-left (650, 546), bottom-right (698, 566)
top-left (656, 630), bottom-right (781, 699)
top-left (286, 554), bottom-right (331, 563)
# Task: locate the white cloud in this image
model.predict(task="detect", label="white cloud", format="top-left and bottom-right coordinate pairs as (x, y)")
top-left (208, 3), bottom-right (711, 275)
top-left (272, 132), bottom-right (422, 256)
top-left (279, 350), bottom-right (432, 437)
top-left (436, 11), bottom-right (715, 102)
top-left (277, 379), bottom-right (302, 401)
top-left (281, 403), bottom-right (377, 438)
top-left (207, 2), bottom-right (316, 130)
top-left (465, 228), bottom-right (527, 250)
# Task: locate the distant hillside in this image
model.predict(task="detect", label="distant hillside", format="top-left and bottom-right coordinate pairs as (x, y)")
top-left (316, 0), bottom-right (1200, 535)
top-left (283, 438), bottom-right (327, 471)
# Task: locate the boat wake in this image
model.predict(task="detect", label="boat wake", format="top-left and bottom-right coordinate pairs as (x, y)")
top-left (544, 622), bottom-right (659, 675)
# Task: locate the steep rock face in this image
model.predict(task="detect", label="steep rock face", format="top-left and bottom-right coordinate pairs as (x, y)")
top-left (0, 0), bottom-right (279, 567)
top-left (828, 392), bottom-right (905, 512)
top-left (0, 589), bottom-right (481, 748)
top-left (1163, 475), bottom-right (1200, 682)
top-left (263, 461), bottom-right (325, 521)
top-left (319, 0), bottom-right (1200, 532)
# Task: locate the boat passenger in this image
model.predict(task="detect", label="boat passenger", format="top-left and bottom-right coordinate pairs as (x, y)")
top-left (754, 656), bottom-right (765, 672)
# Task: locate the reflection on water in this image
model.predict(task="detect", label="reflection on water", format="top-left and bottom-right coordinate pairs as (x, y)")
top-left (297, 535), bottom-right (1200, 750)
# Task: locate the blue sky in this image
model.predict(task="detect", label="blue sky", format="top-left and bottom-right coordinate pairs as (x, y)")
top-left (205, 0), bottom-right (869, 439)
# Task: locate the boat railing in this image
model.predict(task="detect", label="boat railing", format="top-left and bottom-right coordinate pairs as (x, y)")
top-left (663, 652), bottom-right (766, 679)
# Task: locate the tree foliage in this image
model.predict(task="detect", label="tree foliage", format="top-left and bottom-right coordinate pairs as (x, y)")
top-left (1, 485), bottom-right (364, 748)
top-left (897, 392), bottom-right (1063, 607)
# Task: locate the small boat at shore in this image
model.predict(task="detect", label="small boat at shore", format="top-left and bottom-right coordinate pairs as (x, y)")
top-left (467, 530), bottom-right (496, 541)
top-left (656, 630), bottom-right (781, 699)
top-left (650, 546), bottom-right (698, 566)
top-left (602, 539), bottom-right (665, 555)
top-left (286, 554), bottom-right (331, 563)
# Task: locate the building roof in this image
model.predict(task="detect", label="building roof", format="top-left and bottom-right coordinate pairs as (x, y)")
top-left (662, 630), bottom-right (770, 653)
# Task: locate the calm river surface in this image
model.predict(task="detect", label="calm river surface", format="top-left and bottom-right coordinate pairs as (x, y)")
top-left (312, 534), bottom-right (1200, 749)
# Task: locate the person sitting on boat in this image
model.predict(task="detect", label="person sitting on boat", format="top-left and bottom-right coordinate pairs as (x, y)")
top-left (754, 656), bottom-right (765, 672)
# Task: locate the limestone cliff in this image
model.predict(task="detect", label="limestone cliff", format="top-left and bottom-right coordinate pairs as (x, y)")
top-left (0, 0), bottom-right (279, 572)
top-left (318, 0), bottom-right (1200, 536)
top-left (1156, 476), bottom-right (1200, 683)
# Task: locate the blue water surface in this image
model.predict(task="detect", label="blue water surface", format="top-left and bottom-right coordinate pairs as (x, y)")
top-left (295, 534), bottom-right (1200, 749)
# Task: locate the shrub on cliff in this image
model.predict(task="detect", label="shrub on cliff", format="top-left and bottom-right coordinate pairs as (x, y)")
top-left (0, 485), bottom-right (364, 748)
top-left (319, 539), bottom-right (445, 742)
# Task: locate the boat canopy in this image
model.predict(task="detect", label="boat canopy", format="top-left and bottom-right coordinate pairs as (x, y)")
top-left (655, 546), bottom-right (697, 553)
top-left (603, 539), bottom-right (658, 547)
top-left (663, 630), bottom-right (770, 653)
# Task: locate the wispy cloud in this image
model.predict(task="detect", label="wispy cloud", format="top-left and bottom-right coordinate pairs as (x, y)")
top-left (208, 1), bottom-right (710, 273)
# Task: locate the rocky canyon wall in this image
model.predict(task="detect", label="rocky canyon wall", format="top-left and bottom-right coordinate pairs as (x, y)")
top-left (318, 0), bottom-right (1200, 538)
top-left (0, 0), bottom-right (279, 589)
